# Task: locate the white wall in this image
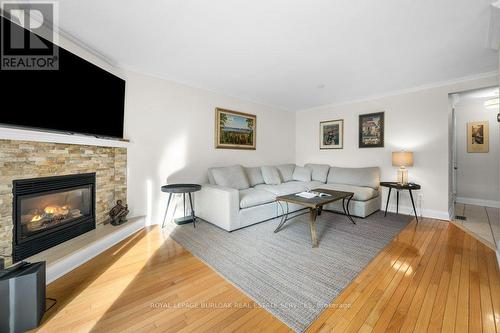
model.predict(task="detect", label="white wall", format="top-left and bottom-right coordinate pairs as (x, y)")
top-left (295, 76), bottom-right (498, 220)
top-left (0, 29), bottom-right (295, 226)
top-left (124, 71), bottom-right (295, 225)
top-left (2, 23), bottom-right (497, 224)
top-left (455, 92), bottom-right (500, 205)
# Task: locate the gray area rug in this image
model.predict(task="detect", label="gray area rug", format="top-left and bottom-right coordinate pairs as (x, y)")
top-left (170, 210), bottom-right (412, 332)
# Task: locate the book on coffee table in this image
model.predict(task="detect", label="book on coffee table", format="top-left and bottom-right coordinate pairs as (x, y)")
top-left (295, 191), bottom-right (332, 199)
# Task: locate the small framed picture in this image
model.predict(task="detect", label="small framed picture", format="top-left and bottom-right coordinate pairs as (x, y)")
top-left (320, 119), bottom-right (343, 149)
top-left (467, 121), bottom-right (489, 153)
top-left (215, 108), bottom-right (256, 150)
top-left (359, 112), bottom-right (384, 148)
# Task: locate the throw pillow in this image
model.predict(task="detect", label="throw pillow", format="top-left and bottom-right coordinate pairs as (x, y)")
top-left (305, 164), bottom-right (330, 183)
top-left (245, 167), bottom-right (265, 187)
top-left (261, 166), bottom-right (282, 185)
top-left (276, 164), bottom-right (296, 182)
top-left (211, 165), bottom-right (250, 189)
top-left (292, 166), bottom-right (312, 182)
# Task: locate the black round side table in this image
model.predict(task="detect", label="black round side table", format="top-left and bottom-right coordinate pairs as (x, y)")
top-left (380, 182), bottom-right (421, 222)
top-left (161, 184), bottom-right (201, 228)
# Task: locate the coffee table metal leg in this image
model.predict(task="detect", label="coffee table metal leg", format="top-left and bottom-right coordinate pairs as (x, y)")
top-left (274, 201), bottom-right (289, 233)
top-left (188, 192), bottom-right (196, 228)
top-left (346, 194), bottom-right (356, 224)
top-left (309, 208), bottom-right (318, 247)
top-left (409, 189), bottom-right (419, 223)
top-left (162, 193), bottom-right (172, 228)
top-left (384, 188), bottom-right (392, 216)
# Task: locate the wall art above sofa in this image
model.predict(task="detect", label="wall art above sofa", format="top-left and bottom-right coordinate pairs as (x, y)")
top-left (215, 108), bottom-right (256, 150)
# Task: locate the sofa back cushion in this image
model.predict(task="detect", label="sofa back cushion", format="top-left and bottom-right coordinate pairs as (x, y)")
top-left (207, 169), bottom-right (216, 184)
top-left (261, 166), bottom-right (282, 185)
top-left (276, 164), bottom-right (296, 182)
top-left (305, 163), bottom-right (330, 183)
top-left (292, 166), bottom-right (312, 182)
top-left (245, 167), bottom-right (265, 187)
top-left (210, 165), bottom-right (250, 189)
top-left (327, 166), bottom-right (380, 189)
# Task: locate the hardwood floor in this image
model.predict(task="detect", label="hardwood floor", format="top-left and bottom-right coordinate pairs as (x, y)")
top-left (34, 217), bottom-right (500, 333)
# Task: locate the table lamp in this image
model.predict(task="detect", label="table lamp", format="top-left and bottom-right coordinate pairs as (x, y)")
top-left (392, 151), bottom-right (413, 185)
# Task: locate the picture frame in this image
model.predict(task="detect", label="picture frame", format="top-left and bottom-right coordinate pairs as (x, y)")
top-left (359, 112), bottom-right (384, 148)
top-left (467, 121), bottom-right (489, 153)
top-left (319, 119), bottom-right (344, 149)
top-left (215, 108), bottom-right (256, 150)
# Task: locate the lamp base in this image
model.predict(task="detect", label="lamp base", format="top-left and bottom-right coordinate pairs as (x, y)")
top-left (397, 168), bottom-right (408, 185)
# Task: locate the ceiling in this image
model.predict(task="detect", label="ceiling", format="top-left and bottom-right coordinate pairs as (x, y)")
top-left (57, 0), bottom-right (498, 111)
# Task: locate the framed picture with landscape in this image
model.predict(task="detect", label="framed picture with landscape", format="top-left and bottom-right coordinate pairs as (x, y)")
top-left (359, 111), bottom-right (384, 148)
top-left (215, 108), bottom-right (256, 150)
top-left (467, 121), bottom-right (489, 153)
top-left (319, 119), bottom-right (343, 149)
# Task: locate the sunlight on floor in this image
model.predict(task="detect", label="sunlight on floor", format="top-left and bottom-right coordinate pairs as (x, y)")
top-left (391, 259), bottom-right (414, 276)
top-left (453, 202), bottom-right (498, 248)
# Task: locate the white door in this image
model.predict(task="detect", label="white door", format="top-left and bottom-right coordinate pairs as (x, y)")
top-left (451, 107), bottom-right (458, 218)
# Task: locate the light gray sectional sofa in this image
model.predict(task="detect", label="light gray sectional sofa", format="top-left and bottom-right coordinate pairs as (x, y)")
top-left (195, 163), bottom-right (381, 231)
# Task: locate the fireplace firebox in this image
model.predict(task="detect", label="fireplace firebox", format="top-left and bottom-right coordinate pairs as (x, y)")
top-left (12, 173), bottom-right (96, 261)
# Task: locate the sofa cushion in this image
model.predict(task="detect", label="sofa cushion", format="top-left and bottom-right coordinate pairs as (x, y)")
top-left (210, 165), bottom-right (250, 190)
top-left (261, 166), bottom-right (282, 185)
top-left (254, 182), bottom-right (308, 196)
top-left (207, 169), bottom-right (216, 185)
top-left (327, 166), bottom-right (380, 189)
top-left (292, 166), bottom-right (312, 182)
top-left (305, 164), bottom-right (330, 182)
top-left (245, 167), bottom-right (265, 187)
top-left (320, 183), bottom-right (379, 201)
top-left (276, 164), bottom-right (296, 182)
top-left (303, 180), bottom-right (325, 190)
top-left (239, 188), bottom-right (276, 209)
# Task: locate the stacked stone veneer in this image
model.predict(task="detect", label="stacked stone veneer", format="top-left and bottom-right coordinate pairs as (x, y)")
top-left (0, 139), bottom-right (127, 265)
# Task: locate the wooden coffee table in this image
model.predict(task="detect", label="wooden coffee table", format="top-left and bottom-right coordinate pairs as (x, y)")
top-left (274, 188), bottom-right (355, 247)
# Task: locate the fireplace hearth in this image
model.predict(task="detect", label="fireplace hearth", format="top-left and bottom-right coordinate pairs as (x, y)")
top-left (12, 173), bottom-right (96, 261)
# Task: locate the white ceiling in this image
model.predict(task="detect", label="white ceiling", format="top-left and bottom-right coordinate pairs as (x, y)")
top-left (57, 0), bottom-right (498, 111)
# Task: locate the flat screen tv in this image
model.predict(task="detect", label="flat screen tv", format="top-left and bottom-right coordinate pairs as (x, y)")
top-left (0, 16), bottom-right (125, 139)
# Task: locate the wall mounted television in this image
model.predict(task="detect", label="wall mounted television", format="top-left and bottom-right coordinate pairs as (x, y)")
top-left (0, 16), bottom-right (126, 139)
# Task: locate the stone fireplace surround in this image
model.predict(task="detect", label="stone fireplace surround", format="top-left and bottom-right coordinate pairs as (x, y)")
top-left (0, 139), bottom-right (127, 266)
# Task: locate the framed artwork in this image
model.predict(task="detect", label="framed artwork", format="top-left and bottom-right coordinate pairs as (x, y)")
top-left (467, 121), bottom-right (489, 153)
top-left (215, 108), bottom-right (256, 150)
top-left (319, 119), bottom-right (344, 149)
top-left (359, 112), bottom-right (384, 148)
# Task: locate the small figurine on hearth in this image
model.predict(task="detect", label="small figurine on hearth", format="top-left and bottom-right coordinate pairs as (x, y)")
top-left (107, 200), bottom-right (129, 226)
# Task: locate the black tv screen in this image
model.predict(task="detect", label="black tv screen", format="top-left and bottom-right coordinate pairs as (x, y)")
top-left (0, 16), bottom-right (125, 139)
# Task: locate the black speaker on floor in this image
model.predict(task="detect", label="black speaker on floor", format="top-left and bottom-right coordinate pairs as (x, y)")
top-left (0, 261), bottom-right (46, 333)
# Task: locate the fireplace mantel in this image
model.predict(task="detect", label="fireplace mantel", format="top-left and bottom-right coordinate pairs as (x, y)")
top-left (0, 126), bottom-right (130, 148)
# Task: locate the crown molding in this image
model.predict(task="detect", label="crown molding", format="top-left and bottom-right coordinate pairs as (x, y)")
top-left (297, 71), bottom-right (499, 113)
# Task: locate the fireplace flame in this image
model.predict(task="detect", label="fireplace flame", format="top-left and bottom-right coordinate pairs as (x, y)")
top-left (31, 214), bottom-right (43, 222)
top-left (44, 205), bottom-right (69, 215)
top-left (30, 205), bottom-right (70, 222)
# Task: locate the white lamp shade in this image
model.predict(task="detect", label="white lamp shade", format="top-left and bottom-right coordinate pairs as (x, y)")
top-left (392, 151), bottom-right (414, 167)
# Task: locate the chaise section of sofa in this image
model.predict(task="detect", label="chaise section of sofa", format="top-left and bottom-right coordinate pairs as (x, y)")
top-left (195, 163), bottom-right (381, 231)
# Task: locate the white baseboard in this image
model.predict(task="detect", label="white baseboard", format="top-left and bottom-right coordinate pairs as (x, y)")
top-left (28, 216), bottom-right (145, 284)
top-left (456, 197), bottom-right (500, 208)
top-left (383, 204), bottom-right (450, 221)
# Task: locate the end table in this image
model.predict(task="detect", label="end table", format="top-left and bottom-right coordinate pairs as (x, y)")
top-left (380, 182), bottom-right (421, 222)
top-left (161, 184), bottom-right (202, 228)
